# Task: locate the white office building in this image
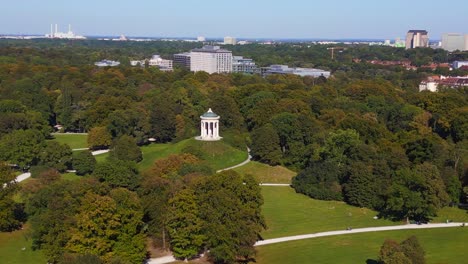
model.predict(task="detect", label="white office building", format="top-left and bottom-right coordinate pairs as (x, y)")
top-left (148, 55), bottom-right (173, 71)
top-left (442, 33), bottom-right (466, 51)
top-left (224, 36), bottom-right (237, 45)
top-left (232, 56), bottom-right (258, 74)
top-left (190, 46), bottom-right (232, 74)
top-left (263, 65), bottom-right (331, 78)
top-left (130, 55), bottom-right (173, 71)
top-left (95, 60), bottom-right (120, 67)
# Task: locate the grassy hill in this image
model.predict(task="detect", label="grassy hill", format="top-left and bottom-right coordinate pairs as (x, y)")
top-left (261, 186), bottom-right (397, 239)
top-left (256, 227), bottom-right (468, 264)
top-left (233, 161), bottom-right (296, 184)
top-left (138, 138), bottom-right (248, 172)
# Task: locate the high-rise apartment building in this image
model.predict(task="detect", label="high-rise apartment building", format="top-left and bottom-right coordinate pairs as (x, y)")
top-left (224, 36), bottom-right (237, 45)
top-left (405, 30), bottom-right (429, 49)
top-left (190, 46), bottom-right (232, 74)
top-left (442, 33), bottom-right (465, 51)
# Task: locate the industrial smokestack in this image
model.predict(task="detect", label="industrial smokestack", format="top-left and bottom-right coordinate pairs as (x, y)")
top-left (50, 24), bottom-right (53, 38)
top-left (55, 24), bottom-right (58, 34)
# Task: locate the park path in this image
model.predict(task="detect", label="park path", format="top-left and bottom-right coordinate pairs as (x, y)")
top-left (13, 149), bottom-right (109, 183)
top-left (216, 148), bottom-right (252, 173)
top-left (145, 255), bottom-right (176, 264)
top-left (146, 223), bottom-right (464, 264)
top-left (254, 223), bottom-right (464, 246)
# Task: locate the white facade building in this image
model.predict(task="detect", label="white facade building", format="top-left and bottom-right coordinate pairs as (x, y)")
top-left (263, 65), bottom-right (331, 78)
top-left (232, 56), bottom-right (258, 74)
top-left (196, 108), bottom-right (221, 141)
top-left (148, 55), bottom-right (173, 71)
top-left (442, 33), bottom-right (466, 51)
top-left (190, 46), bottom-right (232, 74)
top-left (197, 36), bottom-right (206, 42)
top-left (224, 36), bottom-right (237, 45)
top-left (95, 60), bottom-right (120, 67)
top-left (130, 55), bottom-right (173, 71)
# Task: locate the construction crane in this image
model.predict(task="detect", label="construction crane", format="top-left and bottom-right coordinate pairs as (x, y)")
top-left (327, 47), bottom-right (346, 60)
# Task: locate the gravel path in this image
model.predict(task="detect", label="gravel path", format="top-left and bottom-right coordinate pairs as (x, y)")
top-left (216, 148), bottom-right (251, 173)
top-left (15, 172), bottom-right (32, 182)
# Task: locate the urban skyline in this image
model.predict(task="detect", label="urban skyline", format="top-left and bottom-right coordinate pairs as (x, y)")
top-left (1, 0), bottom-right (467, 39)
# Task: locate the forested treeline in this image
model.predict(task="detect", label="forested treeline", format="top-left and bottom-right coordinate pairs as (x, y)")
top-left (0, 40), bottom-right (467, 263)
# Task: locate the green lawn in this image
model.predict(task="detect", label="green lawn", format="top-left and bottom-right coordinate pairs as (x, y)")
top-left (261, 186), bottom-right (397, 239)
top-left (50, 133), bottom-right (88, 149)
top-left (233, 161), bottom-right (296, 183)
top-left (256, 227), bottom-right (468, 264)
top-left (433, 207), bottom-right (468, 223)
top-left (138, 138), bottom-right (248, 172)
top-left (94, 152), bottom-right (110, 163)
top-left (261, 186), bottom-right (468, 240)
top-left (0, 224), bottom-right (46, 264)
top-left (61, 172), bottom-right (82, 181)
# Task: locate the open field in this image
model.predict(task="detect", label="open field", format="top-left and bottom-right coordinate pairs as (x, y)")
top-left (138, 138), bottom-right (248, 172)
top-left (256, 227), bottom-right (468, 264)
top-left (261, 186), bottom-right (468, 240)
top-left (61, 172), bottom-right (82, 181)
top-left (233, 161), bottom-right (296, 183)
top-left (261, 186), bottom-right (397, 239)
top-left (0, 224), bottom-right (46, 264)
top-left (433, 207), bottom-right (468, 223)
top-left (50, 133), bottom-right (88, 149)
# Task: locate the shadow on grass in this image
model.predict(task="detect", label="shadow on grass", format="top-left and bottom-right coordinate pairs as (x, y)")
top-left (366, 259), bottom-right (379, 264)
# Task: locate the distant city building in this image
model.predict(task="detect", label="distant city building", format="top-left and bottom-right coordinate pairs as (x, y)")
top-left (95, 60), bottom-right (120, 67)
top-left (232, 56), bottom-right (258, 74)
top-left (148, 55), bottom-right (173, 71)
top-left (130, 55), bottom-right (173, 71)
top-left (173, 52), bottom-right (192, 68)
top-left (190, 45), bottom-right (232, 74)
top-left (453, 61), bottom-right (468, 69)
top-left (465, 35), bottom-right (468, 51)
top-left (112, 35), bottom-right (128, 41)
top-left (224, 36), bottom-right (237, 45)
top-left (441, 33), bottom-right (466, 51)
top-left (405, 30), bottom-right (429, 49)
top-left (384, 39), bottom-right (391, 46)
top-left (46, 24), bottom-right (86, 39)
top-left (419, 75), bottom-right (468, 92)
top-left (197, 36), bottom-right (206, 42)
top-left (263, 65), bottom-right (331, 78)
top-left (394, 37), bottom-right (405, 48)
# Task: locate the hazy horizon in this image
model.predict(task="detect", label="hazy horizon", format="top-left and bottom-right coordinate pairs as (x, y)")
top-left (2, 0), bottom-right (467, 39)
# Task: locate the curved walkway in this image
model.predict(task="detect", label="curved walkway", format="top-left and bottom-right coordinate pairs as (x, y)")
top-left (13, 149), bottom-right (109, 183)
top-left (254, 223), bottom-right (464, 246)
top-left (216, 148), bottom-right (252, 173)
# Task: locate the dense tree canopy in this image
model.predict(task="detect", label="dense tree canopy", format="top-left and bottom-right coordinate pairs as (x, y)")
top-left (0, 39), bottom-right (467, 262)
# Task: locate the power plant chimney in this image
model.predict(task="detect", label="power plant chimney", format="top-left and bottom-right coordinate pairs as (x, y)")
top-left (50, 24), bottom-right (53, 38)
top-left (55, 24), bottom-right (58, 35)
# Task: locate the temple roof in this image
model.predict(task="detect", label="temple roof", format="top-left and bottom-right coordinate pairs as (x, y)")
top-left (201, 108), bottom-right (219, 118)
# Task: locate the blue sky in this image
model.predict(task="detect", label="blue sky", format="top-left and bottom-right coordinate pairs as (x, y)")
top-left (2, 0), bottom-right (467, 39)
